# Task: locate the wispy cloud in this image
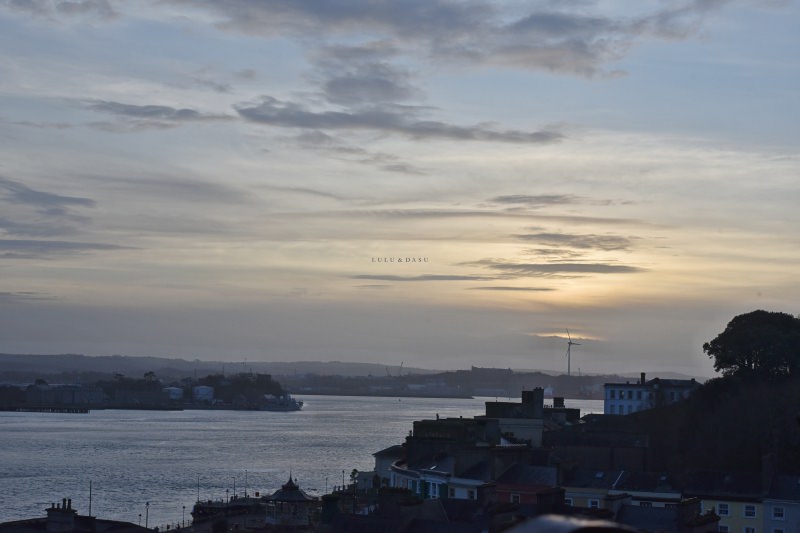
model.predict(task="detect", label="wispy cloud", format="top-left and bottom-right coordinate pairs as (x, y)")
top-left (514, 232), bottom-right (634, 251)
top-left (0, 176), bottom-right (94, 210)
top-left (469, 286), bottom-right (555, 292)
top-left (85, 100), bottom-right (233, 131)
top-left (0, 176), bottom-right (96, 237)
top-left (466, 259), bottom-right (646, 278)
top-left (313, 42), bottom-right (421, 107)
top-left (0, 291), bottom-right (55, 303)
top-left (351, 274), bottom-right (492, 282)
top-left (162, 0), bottom-right (736, 76)
top-left (490, 194), bottom-right (578, 207)
top-left (1, 0), bottom-right (117, 21)
top-left (288, 130), bottom-right (426, 174)
top-left (236, 96), bottom-right (563, 144)
top-left (0, 238), bottom-right (130, 259)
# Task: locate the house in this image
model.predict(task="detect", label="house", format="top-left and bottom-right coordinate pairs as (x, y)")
top-left (604, 373), bottom-right (699, 415)
top-left (685, 471), bottom-right (763, 533)
top-left (491, 463), bottom-right (560, 507)
top-left (373, 445), bottom-right (404, 488)
top-left (0, 499), bottom-right (150, 533)
top-left (763, 474), bottom-right (800, 533)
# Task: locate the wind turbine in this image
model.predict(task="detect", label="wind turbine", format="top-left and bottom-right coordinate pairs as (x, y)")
top-left (565, 329), bottom-right (581, 376)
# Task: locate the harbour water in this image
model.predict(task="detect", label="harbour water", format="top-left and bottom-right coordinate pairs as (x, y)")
top-left (0, 395), bottom-right (603, 527)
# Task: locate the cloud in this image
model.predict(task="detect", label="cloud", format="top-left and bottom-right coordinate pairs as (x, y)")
top-left (0, 238), bottom-right (130, 259)
top-left (5, 119), bottom-right (73, 129)
top-left (490, 194), bottom-right (579, 208)
top-left (314, 42), bottom-right (421, 107)
top-left (466, 259), bottom-right (645, 278)
top-left (351, 274), bottom-right (492, 282)
top-left (1, 0), bottom-right (117, 20)
top-left (288, 130), bottom-right (426, 174)
top-left (0, 176), bottom-right (96, 237)
top-left (0, 217), bottom-right (77, 237)
top-left (0, 291), bottom-right (55, 303)
top-left (76, 174), bottom-right (250, 205)
top-left (85, 100), bottom-right (233, 130)
top-left (0, 176), bottom-right (95, 209)
top-left (236, 96), bottom-right (562, 144)
top-left (162, 0), bottom-right (739, 76)
top-left (469, 286), bottom-right (555, 292)
top-left (514, 232), bottom-right (634, 251)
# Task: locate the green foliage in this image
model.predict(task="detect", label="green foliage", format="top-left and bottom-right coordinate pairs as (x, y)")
top-left (703, 310), bottom-right (800, 379)
top-left (630, 375), bottom-right (800, 474)
top-left (196, 373), bottom-right (284, 407)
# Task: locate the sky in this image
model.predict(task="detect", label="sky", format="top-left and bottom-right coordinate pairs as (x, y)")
top-left (0, 0), bottom-right (798, 377)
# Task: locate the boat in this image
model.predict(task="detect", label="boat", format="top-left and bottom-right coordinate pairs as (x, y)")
top-left (261, 393), bottom-right (303, 411)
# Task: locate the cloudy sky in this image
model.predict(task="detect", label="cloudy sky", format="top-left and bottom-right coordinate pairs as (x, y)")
top-left (0, 0), bottom-right (797, 377)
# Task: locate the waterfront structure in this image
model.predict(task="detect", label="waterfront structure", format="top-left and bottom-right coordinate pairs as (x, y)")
top-left (265, 476), bottom-right (319, 530)
top-left (603, 373), bottom-right (699, 415)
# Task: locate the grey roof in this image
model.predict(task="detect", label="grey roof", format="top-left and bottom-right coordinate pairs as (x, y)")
top-left (561, 468), bottom-right (625, 490)
top-left (374, 444), bottom-right (404, 458)
top-left (683, 471), bottom-right (762, 499)
top-left (612, 471), bottom-right (681, 493)
top-left (266, 476), bottom-right (317, 502)
top-left (767, 474), bottom-right (800, 501)
top-left (616, 505), bottom-right (678, 531)
top-left (457, 460), bottom-right (492, 481)
top-left (496, 464), bottom-right (558, 487)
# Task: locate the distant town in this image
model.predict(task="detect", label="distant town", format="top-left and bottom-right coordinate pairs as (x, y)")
top-left (2, 310), bottom-right (799, 533)
top-left (0, 352), bottom-right (700, 410)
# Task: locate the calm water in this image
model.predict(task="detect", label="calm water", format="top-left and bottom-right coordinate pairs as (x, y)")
top-left (0, 395), bottom-right (602, 527)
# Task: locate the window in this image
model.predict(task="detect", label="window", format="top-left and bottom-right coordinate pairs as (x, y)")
top-left (636, 390), bottom-right (642, 400)
top-left (718, 503), bottom-right (730, 516)
top-left (510, 494), bottom-right (520, 504)
top-left (772, 506), bottom-right (785, 520)
top-left (639, 501), bottom-right (652, 507)
top-left (627, 405), bottom-right (633, 414)
top-left (449, 488), bottom-right (455, 498)
top-left (589, 499), bottom-right (599, 509)
top-left (610, 390), bottom-right (616, 399)
top-left (618, 405), bottom-right (624, 415)
top-left (468, 490), bottom-right (475, 500)
top-left (627, 390), bottom-right (633, 399)
top-left (744, 505), bottom-right (756, 518)
top-left (772, 529), bottom-right (785, 533)
top-left (717, 526), bottom-right (728, 533)
top-left (564, 498), bottom-right (573, 506)
top-left (744, 527), bottom-right (755, 533)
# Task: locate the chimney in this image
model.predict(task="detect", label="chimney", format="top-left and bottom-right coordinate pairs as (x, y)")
top-left (46, 498), bottom-right (77, 532)
top-left (640, 372), bottom-right (646, 385)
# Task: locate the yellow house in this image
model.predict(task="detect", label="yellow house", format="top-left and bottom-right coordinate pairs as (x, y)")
top-left (701, 499), bottom-right (762, 533)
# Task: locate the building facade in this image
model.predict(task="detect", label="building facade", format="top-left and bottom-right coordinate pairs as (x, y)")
top-left (604, 373), bottom-right (699, 415)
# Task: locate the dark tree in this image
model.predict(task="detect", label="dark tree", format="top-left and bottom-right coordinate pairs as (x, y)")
top-left (703, 310), bottom-right (800, 378)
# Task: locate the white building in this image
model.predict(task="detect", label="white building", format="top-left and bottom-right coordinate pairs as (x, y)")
top-left (604, 373), bottom-right (699, 415)
top-left (192, 385), bottom-right (214, 402)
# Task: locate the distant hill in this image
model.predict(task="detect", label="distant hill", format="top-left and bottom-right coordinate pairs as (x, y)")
top-left (0, 353), bottom-right (434, 383)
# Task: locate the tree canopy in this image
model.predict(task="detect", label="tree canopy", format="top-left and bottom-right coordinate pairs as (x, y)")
top-left (703, 310), bottom-right (800, 379)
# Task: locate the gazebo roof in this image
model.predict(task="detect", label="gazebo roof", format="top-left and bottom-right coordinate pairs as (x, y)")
top-left (266, 476), bottom-right (317, 502)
